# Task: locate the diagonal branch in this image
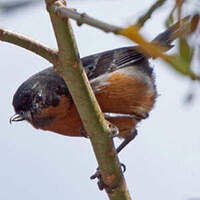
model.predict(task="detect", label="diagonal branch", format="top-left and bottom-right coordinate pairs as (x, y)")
top-left (45, 0), bottom-right (131, 199)
top-left (0, 27), bottom-right (59, 65)
top-left (51, 2), bottom-right (123, 33)
top-left (136, 0), bottom-right (167, 29)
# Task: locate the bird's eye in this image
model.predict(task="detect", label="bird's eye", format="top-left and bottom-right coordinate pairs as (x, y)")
top-left (19, 111), bottom-right (25, 116)
top-left (32, 103), bottom-right (39, 111)
top-left (35, 92), bottom-right (43, 102)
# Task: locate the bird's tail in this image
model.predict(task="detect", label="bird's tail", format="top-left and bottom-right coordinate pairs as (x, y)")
top-left (151, 16), bottom-right (191, 52)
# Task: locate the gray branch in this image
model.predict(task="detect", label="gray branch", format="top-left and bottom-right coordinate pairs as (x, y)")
top-left (0, 27), bottom-right (59, 65)
top-left (52, 2), bottom-right (123, 34)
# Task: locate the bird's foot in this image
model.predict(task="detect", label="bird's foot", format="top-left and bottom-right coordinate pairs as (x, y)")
top-left (79, 126), bottom-right (89, 138)
top-left (90, 163), bottom-right (126, 191)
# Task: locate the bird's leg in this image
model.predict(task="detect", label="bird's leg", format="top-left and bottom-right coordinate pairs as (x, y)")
top-left (90, 129), bottom-right (138, 190)
top-left (104, 111), bottom-right (146, 152)
top-left (80, 109), bottom-right (148, 138)
top-left (116, 129), bottom-right (138, 154)
top-left (89, 112), bottom-right (144, 190)
top-left (104, 111), bottom-right (148, 121)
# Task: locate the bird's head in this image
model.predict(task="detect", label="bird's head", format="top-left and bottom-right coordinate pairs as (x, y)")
top-left (10, 67), bottom-right (70, 128)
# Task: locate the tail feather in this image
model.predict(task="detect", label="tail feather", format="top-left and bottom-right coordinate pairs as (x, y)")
top-left (151, 16), bottom-right (190, 51)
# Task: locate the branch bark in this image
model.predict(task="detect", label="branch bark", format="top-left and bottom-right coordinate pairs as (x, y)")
top-left (0, 27), bottom-right (59, 65)
top-left (51, 2), bottom-right (123, 33)
top-left (45, 0), bottom-right (131, 199)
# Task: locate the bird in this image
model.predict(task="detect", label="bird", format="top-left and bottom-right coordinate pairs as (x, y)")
top-left (10, 17), bottom-right (190, 154)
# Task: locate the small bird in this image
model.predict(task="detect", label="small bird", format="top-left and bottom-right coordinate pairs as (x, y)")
top-left (10, 17), bottom-right (189, 153)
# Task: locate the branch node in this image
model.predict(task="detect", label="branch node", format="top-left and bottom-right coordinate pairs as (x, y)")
top-left (76, 13), bottom-right (87, 26)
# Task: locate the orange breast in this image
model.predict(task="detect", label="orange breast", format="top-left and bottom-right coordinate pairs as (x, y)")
top-left (33, 95), bottom-right (83, 136)
top-left (34, 71), bottom-right (156, 138)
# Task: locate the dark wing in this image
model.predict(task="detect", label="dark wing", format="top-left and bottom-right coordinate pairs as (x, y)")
top-left (13, 46), bottom-right (154, 113)
top-left (82, 16), bottom-right (190, 80)
top-left (81, 46), bottom-right (153, 80)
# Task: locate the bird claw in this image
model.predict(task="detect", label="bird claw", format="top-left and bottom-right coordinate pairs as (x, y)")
top-left (90, 163), bottom-right (126, 191)
top-left (90, 168), bottom-right (118, 192)
top-left (90, 169), bottom-right (105, 191)
top-left (79, 126), bottom-right (89, 138)
top-left (107, 122), bottom-right (119, 138)
top-left (80, 122), bottom-right (119, 138)
top-left (120, 163), bottom-right (126, 173)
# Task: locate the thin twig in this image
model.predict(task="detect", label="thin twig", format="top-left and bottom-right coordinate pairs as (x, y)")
top-left (136, 0), bottom-right (167, 29)
top-left (51, 2), bottom-right (123, 33)
top-left (0, 27), bottom-right (59, 65)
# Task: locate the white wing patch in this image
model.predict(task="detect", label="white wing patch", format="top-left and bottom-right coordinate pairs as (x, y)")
top-left (90, 73), bottom-right (111, 92)
top-left (90, 65), bottom-right (155, 93)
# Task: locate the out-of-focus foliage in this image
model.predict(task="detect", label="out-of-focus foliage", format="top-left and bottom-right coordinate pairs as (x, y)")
top-left (0, 0), bottom-right (41, 13)
top-left (1, 0), bottom-right (199, 82)
top-left (135, 0), bottom-right (166, 29)
top-left (132, 0), bottom-right (199, 103)
top-left (129, 1), bottom-right (200, 82)
top-left (0, 0), bottom-right (78, 13)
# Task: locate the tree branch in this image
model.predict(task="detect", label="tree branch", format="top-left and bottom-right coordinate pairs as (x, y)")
top-left (45, 0), bottom-right (131, 199)
top-left (51, 2), bottom-right (123, 33)
top-left (136, 0), bottom-right (167, 29)
top-left (0, 27), bottom-right (59, 65)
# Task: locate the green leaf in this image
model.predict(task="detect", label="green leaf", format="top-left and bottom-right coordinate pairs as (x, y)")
top-left (165, 8), bottom-right (175, 27)
top-left (167, 54), bottom-right (192, 75)
top-left (179, 38), bottom-right (194, 64)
